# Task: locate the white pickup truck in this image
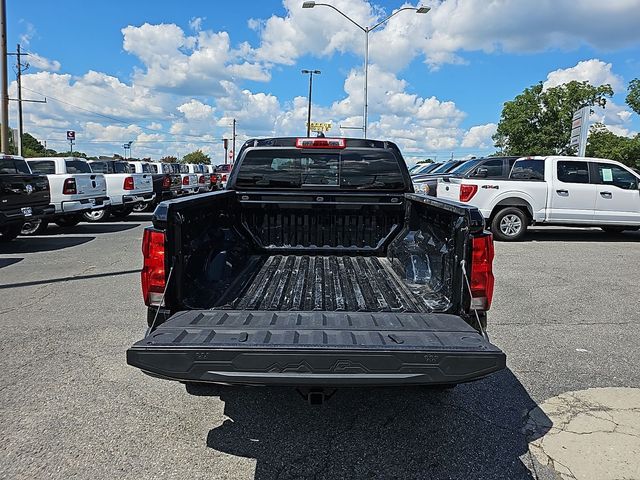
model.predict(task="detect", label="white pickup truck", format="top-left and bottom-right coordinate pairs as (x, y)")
top-left (85, 160), bottom-right (154, 221)
top-left (23, 157), bottom-right (111, 234)
top-left (437, 155), bottom-right (640, 241)
top-left (177, 164), bottom-right (199, 195)
top-left (185, 163), bottom-right (210, 192)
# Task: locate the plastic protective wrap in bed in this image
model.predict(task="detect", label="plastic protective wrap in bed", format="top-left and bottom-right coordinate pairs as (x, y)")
top-left (388, 224), bottom-right (453, 311)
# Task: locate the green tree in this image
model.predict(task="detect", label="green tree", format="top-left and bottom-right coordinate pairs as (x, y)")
top-left (160, 155), bottom-right (178, 163)
top-left (626, 78), bottom-right (640, 116)
top-left (21, 133), bottom-right (46, 157)
top-left (493, 80), bottom-right (614, 156)
top-left (586, 124), bottom-right (640, 168)
top-left (181, 150), bottom-right (210, 164)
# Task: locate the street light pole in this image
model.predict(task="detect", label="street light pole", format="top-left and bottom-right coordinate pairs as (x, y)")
top-left (302, 2), bottom-right (430, 138)
top-left (301, 69), bottom-right (321, 137)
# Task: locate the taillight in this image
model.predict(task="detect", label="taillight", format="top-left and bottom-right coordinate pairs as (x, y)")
top-left (162, 176), bottom-right (171, 189)
top-left (459, 184), bottom-right (478, 202)
top-left (198, 175), bottom-right (205, 184)
top-left (470, 234), bottom-right (495, 310)
top-left (141, 228), bottom-right (166, 306)
top-left (222, 174), bottom-right (227, 182)
top-left (210, 174), bottom-right (217, 183)
top-left (182, 176), bottom-right (189, 185)
top-left (123, 176), bottom-right (135, 190)
top-left (62, 178), bottom-right (77, 195)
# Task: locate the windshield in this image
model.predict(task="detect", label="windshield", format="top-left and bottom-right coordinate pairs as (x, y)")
top-left (411, 163), bottom-right (437, 175)
top-left (448, 159), bottom-right (481, 175)
top-left (235, 149), bottom-right (405, 190)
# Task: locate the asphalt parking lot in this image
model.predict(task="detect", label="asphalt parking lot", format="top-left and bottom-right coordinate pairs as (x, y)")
top-left (1, 215), bottom-right (639, 480)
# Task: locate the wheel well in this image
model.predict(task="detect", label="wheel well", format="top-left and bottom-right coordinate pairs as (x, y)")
top-left (490, 199), bottom-right (534, 223)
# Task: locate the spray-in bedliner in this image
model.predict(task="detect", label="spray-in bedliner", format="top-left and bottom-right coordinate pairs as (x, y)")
top-left (219, 254), bottom-right (449, 313)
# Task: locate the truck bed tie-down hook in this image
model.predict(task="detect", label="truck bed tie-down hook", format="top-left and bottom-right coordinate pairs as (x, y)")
top-left (460, 259), bottom-right (488, 341)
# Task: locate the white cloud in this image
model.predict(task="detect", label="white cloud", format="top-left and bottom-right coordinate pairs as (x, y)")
top-left (26, 52), bottom-right (61, 72)
top-left (121, 23), bottom-right (269, 95)
top-left (189, 17), bottom-right (205, 32)
top-left (177, 99), bottom-right (215, 121)
top-left (252, 0), bottom-right (640, 70)
top-left (461, 123), bottom-right (498, 148)
top-left (544, 59), bottom-right (624, 91)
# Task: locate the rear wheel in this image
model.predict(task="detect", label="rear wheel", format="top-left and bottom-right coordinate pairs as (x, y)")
top-left (20, 219), bottom-right (48, 236)
top-left (83, 209), bottom-right (108, 222)
top-left (491, 207), bottom-right (528, 241)
top-left (0, 223), bottom-right (23, 242)
top-left (54, 214), bottom-right (82, 227)
top-left (110, 206), bottom-right (134, 219)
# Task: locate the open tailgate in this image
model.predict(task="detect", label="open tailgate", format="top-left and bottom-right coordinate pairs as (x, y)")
top-left (127, 310), bottom-right (505, 387)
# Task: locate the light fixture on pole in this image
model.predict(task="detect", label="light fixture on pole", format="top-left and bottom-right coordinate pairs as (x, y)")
top-left (302, 2), bottom-right (430, 138)
top-left (301, 69), bottom-right (321, 137)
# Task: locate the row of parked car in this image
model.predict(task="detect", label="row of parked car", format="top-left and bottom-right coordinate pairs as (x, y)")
top-left (411, 155), bottom-right (640, 240)
top-left (0, 155), bottom-right (231, 241)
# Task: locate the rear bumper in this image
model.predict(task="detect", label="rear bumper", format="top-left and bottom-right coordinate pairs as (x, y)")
top-left (127, 348), bottom-right (506, 387)
top-left (123, 192), bottom-right (156, 204)
top-left (127, 310), bottom-right (506, 387)
top-left (60, 196), bottom-right (111, 213)
top-left (1, 204), bottom-right (55, 223)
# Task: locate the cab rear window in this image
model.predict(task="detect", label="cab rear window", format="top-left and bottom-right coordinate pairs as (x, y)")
top-left (234, 149), bottom-right (405, 190)
top-left (65, 160), bottom-right (92, 174)
top-left (0, 158), bottom-right (31, 174)
top-left (28, 160), bottom-right (56, 174)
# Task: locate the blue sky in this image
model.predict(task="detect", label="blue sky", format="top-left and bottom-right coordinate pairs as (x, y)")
top-left (8, 0), bottom-right (640, 161)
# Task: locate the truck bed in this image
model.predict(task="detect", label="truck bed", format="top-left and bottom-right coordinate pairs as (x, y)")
top-left (218, 255), bottom-right (449, 313)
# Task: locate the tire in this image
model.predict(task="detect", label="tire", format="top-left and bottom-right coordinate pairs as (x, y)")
top-left (54, 214), bottom-right (82, 227)
top-left (110, 206), bottom-right (134, 219)
top-left (491, 207), bottom-right (528, 241)
top-left (601, 226), bottom-right (633, 234)
top-left (0, 223), bottom-right (23, 242)
top-left (83, 209), bottom-right (108, 222)
top-left (20, 219), bottom-right (48, 236)
top-left (132, 202), bottom-right (148, 213)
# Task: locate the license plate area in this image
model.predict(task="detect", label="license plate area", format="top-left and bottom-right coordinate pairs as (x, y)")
top-left (21, 207), bottom-right (32, 216)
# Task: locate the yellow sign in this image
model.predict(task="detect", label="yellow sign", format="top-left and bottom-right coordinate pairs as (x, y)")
top-left (307, 122), bottom-right (332, 132)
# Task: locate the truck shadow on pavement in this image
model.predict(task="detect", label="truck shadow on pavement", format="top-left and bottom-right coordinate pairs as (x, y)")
top-left (0, 236), bottom-right (94, 254)
top-left (0, 257), bottom-right (23, 269)
top-left (42, 223), bottom-right (141, 235)
top-left (200, 369), bottom-right (549, 479)
top-left (522, 227), bottom-right (639, 242)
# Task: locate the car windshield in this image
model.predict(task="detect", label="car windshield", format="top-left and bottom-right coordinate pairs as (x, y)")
top-left (430, 162), bottom-right (455, 174)
top-left (235, 149), bottom-right (405, 190)
top-left (411, 163), bottom-right (437, 175)
top-left (448, 159), bottom-right (482, 175)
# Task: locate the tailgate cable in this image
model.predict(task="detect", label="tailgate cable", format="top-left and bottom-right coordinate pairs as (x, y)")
top-left (146, 265), bottom-right (174, 336)
top-left (460, 259), bottom-right (489, 341)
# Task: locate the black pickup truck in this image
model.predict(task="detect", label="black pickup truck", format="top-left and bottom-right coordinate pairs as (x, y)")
top-left (0, 155), bottom-right (54, 242)
top-left (127, 138), bottom-right (505, 399)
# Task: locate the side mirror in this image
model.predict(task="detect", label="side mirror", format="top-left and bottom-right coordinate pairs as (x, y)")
top-left (473, 167), bottom-right (488, 178)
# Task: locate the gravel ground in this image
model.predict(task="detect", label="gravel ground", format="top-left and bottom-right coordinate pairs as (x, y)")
top-left (1, 215), bottom-right (638, 480)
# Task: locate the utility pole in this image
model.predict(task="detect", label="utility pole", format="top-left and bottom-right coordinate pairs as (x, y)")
top-left (0, 0), bottom-right (9, 153)
top-left (232, 118), bottom-right (236, 164)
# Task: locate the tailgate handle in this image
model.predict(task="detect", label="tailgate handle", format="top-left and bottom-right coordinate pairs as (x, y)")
top-left (556, 189), bottom-right (569, 196)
